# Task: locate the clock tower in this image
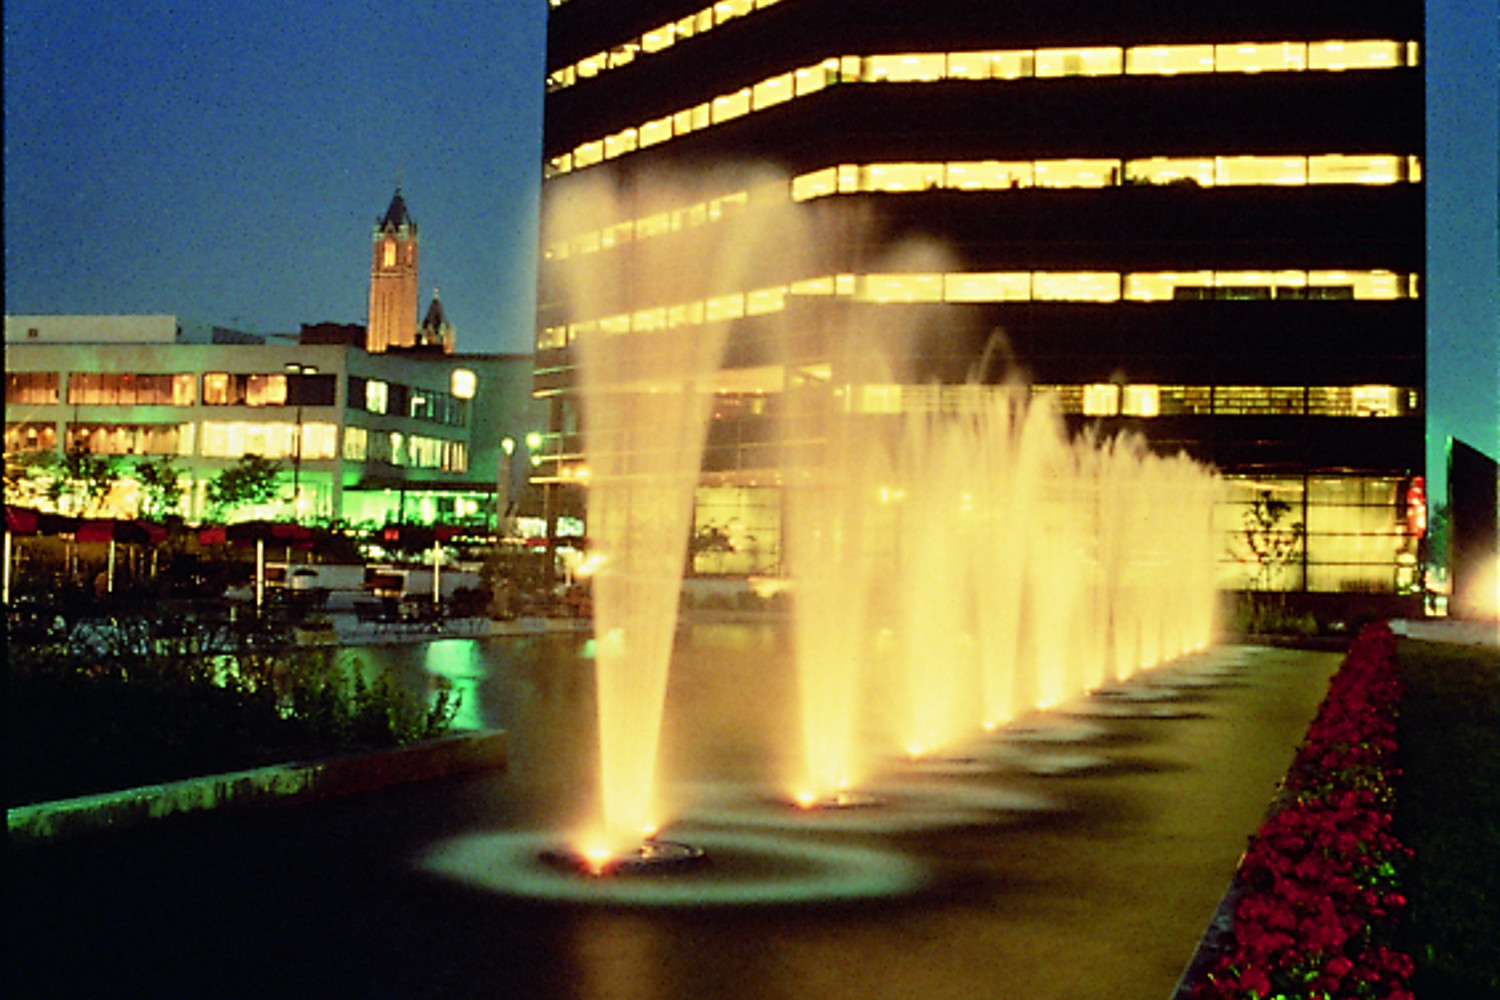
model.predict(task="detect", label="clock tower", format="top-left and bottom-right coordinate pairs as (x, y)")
top-left (366, 188), bottom-right (419, 352)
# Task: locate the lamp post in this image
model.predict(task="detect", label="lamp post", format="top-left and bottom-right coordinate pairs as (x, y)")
top-left (500, 436), bottom-right (516, 535)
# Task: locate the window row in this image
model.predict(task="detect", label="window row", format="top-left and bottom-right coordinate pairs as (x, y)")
top-left (544, 154), bottom-right (1421, 261)
top-left (341, 426), bottom-right (468, 471)
top-left (792, 154), bottom-right (1422, 200)
top-left (545, 40), bottom-right (1418, 177)
top-left (538, 269), bottom-right (1419, 347)
top-left (347, 375), bottom-right (467, 426)
top-left (60, 373), bottom-right (198, 407)
top-left (548, 0), bottom-right (784, 92)
top-left (4, 420), bottom-right (466, 472)
top-left (6, 372), bottom-right (61, 405)
top-left (547, 0), bottom-right (1414, 96)
top-left (1217, 475), bottom-right (1422, 593)
top-left (1028, 384), bottom-right (1419, 418)
top-left (4, 422), bottom-right (58, 453)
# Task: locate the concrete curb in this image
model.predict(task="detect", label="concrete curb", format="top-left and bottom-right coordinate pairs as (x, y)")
top-left (7, 729), bottom-right (507, 849)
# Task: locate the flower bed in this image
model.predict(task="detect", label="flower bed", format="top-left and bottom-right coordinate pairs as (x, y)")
top-left (1193, 622), bottom-right (1414, 1000)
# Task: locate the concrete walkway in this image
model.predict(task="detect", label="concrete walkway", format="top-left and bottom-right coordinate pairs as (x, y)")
top-left (7, 639), bottom-right (1340, 1000)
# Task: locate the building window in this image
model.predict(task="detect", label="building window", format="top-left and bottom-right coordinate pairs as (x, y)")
top-left (365, 379), bottom-right (389, 414)
top-left (344, 425), bottom-right (368, 461)
top-left (66, 422), bottom-right (194, 456)
top-left (1121, 385), bottom-right (1161, 417)
top-left (1082, 384), bottom-right (1121, 416)
top-left (5, 422), bottom-right (57, 452)
top-left (6, 372), bottom-right (59, 405)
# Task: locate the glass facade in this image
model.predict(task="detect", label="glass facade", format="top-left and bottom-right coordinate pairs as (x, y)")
top-left (540, 0), bottom-right (1426, 597)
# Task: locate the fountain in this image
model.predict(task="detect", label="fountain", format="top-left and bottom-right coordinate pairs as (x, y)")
top-left (520, 164), bottom-right (1219, 881)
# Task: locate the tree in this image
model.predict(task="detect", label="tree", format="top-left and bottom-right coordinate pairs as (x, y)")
top-left (133, 455), bottom-right (185, 521)
top-left (42, 445), bottom-right (119, 515)
top-left (206, 455), bottom-right (283, 518)
top-left (1242, 490), bottom-right (1305, 592)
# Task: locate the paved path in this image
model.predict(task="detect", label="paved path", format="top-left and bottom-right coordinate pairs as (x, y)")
top-left (8, 638), bottom-right (1340, 1000)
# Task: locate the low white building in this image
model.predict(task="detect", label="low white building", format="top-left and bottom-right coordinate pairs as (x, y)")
top-left (4, 314), bottom-right (539, 528)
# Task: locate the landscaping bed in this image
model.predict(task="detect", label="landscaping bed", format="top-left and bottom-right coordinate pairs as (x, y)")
top-left (5, 610), bottom-right (460, 809)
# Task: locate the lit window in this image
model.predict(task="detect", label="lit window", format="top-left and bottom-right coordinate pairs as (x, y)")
top-left (1217, 156), bottom-right (1306, 186)
top-left (752, 72), bottom-right (793, 109)
top-left (792, 167), bottom-right (838, 201)
top-left (365, 380), bottom-right (388, 414)
top-left (1126, 45), bottom-right (1214, 75)
top-left (572, 231), bottom-right (602, 256)
top-left (1035, 47), bottom-right (1122, 78)
top-left (1125, 272), bottom-right (1214, 301)
top-left (944, 272), bottom-right (1031, 302)
top-left (1122, 385), bottom-right (1160, 417)
top-left (1124, 157), bottom-right (1214, 187)
top-left (794, 64), bottom-right (828, 97)
top-left (1215, 272), bottom-right (1277, 299)
top-left (600, 314), bottom-right (631, 335)
top-left (173, 374), bottom-right (195, 406)
top-left (712, 89), bottom-right (750, 124)
top-left (1307, 154), bottom-right (1405, 185)
top-left (344, 426), bottom-right (368, 461)
top-left (947, 160), bottom-right (1032, 190)
top-left (861, 162), bottom-right (944, 192)
top-left (203, 373), bottom-right (230, 406)
top-left (706, 294), bottom-right (746, 321)
top-left (642, 24), bottom-right (674, 54)
top-left (382, 241), bottom-right (396, 267)
top-left (577, 52), bottom-right (606, 79)
top-left (856, 274), bottom-right (943, 303)
top-left (1082, 384), bottom-right (1121, 416)
top-left (790, 276), bottom-right (836, 296)
top-left (746, 286), bottom-right (786, 316)
top-left (948, 50), bottom-right (1033, 80)
top-left (640, 116), bottom-right (673, 148)
top-left (633, 307), bottom-right (668, 332)
top-left (1214, 387), bottom-right (1305, 415)
top-left (546, 153), bottom-right (573, 178)
top-left (1309, 40), bottom-right (1403, 71)
top-left (1353, 385), bottom-right (1401, 417)
top-left (715, 0), bottom-right (752, 25)
top-left (600, 222), bottom-right (633, 249)
top-left (1035, 159), bottom-right (1119, 188)
top-left (864, 53), bottom-right (946, 82)
top-left (604, 128), bottom-right (638, 159)
top-left (1215, 42), bottom-right (1307, 73)
top-left (1033, 272), bottom-right (1121, 302)
top-left (638, 212), bottom-right (672, 238)
top-left (575, 140), bottom-right (604, 168)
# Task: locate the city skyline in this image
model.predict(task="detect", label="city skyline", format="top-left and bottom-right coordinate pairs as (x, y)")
top-left (3, 1), bottom-right (1495, 489)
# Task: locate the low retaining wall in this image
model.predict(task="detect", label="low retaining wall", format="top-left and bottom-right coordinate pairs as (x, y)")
top-left (7, 729), bottom-right (507, 849)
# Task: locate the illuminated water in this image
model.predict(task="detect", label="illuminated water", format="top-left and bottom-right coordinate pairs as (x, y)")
top-left (546, 167), bottom-right (1219, 859)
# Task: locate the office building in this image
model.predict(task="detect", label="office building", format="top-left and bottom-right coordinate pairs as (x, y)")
top-left (536, 0), bottom-right (1426, 597)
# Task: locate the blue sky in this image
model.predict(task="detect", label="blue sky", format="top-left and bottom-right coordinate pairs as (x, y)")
top-left (4, 1), bottom-right (1495, 492)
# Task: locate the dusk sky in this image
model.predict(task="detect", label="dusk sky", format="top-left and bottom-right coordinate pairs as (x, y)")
top-left (4, 1), bottom-right (1495, 491)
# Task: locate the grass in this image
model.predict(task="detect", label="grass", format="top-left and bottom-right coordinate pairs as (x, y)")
top-left (1395, 638), bottom-right (1500, 999)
